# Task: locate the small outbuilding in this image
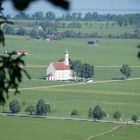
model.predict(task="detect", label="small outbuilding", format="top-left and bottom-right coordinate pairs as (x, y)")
top-left (46, 35), bottom-right (56, 41)
top-left (87, 40), bottom-right (99, 46)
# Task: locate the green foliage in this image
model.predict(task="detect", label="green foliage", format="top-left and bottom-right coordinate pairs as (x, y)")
top-left (16, 26), bottom-right (26, 36)
top-left (88, 108), bottom-right (93, 118)
top-left (71, 60), bottom-right (83, 79)
top-left (81, 63), bottom-right (94, 80)
top-left (25, 105), bottom-right (36, 115)
top-left (3, 24), bottom-right (15, 35)
top-left (93, 105), bottom-right (106, 120)
top-left (71, 60), bottom-right (94, 80)
top-left (113, 111), bottom-right (122, 121)
top-left (45, 11), bottom-right (56, 20)
top-left (132, 115), bottom-right (138, 123)
top-left (32, 11), bottom-right (44, 20)
top-left (9, 99), bottom-right (21, 113)
top-left (0, 54), bottom-right (31, 105)
top-left (46, 103), bottom-right (51, 112)
top-left (70, 109), bottom-right (79, 116)
top-left (120, 64), bottom-right (132, 78)
top-left (0, 14), bottom-right (13, 46)
top-left (36, 99), bottom-right (47, 116)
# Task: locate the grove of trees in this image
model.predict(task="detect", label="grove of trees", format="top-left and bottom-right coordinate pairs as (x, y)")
top-left (70, 60), bottom-right (94, 81)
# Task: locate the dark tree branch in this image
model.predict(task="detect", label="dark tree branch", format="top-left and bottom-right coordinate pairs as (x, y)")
top-left (0, 0), bottom-right (70, 11)
top-left (0, 54), bottom-right (31, 105)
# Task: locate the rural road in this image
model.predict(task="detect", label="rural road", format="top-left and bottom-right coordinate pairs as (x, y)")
top-left (0, 112), bottom-right (140, 125)
top-left (9, 77), bottom-right (140, 91)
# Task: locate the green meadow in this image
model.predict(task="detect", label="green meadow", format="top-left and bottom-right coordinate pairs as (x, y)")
top-left (0, 115), bottom-right (118, 140)
top-left (0, 35), bottom-right (140, 140)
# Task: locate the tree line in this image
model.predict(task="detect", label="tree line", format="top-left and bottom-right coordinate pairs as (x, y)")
top-left (3, 20), bottom-right (140, 40)
top-left (7, 99), bottom-right (139, 123)
top-left (10, 11), bottom-right (140, 27)
top-left (3, 11), bottom-right (140, 40)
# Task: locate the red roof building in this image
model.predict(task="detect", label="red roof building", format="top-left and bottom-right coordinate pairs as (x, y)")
top-left (46, 51), bottom-right (73, 80)
top-left (16, 50), bottom-right (30, 55)
top-left (52, 62), bottom-right (70, 70)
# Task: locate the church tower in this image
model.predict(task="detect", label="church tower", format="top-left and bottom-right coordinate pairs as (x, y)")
top-left (64, 50), bottom-right (69, 65)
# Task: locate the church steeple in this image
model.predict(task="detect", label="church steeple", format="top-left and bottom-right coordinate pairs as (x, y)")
top-left (64, 50), bottom-right (69, 65)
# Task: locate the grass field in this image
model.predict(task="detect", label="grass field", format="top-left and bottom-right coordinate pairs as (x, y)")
top-left (0, 115), bottom-right (140, 140)
top-left (0, 115), bottom-right (117, 140)
top-left (0, 35), bottom-right (140, 140)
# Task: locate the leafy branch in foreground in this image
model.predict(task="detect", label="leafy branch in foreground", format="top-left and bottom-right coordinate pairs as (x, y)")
top-left (0, 2), bottom-right (14, 46)
top-left (0, 54), bottom-right (31, 105)
top-left (0, 0), bottom-right (70, 11)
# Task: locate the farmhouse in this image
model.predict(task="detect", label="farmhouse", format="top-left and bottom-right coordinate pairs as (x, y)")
top-left (46, 34), bottom-right (56, 41)
top-left (16, 50), bottom-right (30, 55)
top-left (46, 51), bottom-right (73, 80)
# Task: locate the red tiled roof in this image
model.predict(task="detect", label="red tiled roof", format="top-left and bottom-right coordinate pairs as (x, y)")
top-left (16, 50), bottom-right (29, 53)
top-left (52, 62), bottom-right (70, 70)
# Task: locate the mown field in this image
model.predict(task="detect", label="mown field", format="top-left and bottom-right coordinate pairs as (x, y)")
top-left (0, 115), bottom-right (120, 140)
top-left (0, 115), bottom-right (140, 140)
top-left (0, 35), bottom-right (140, 140)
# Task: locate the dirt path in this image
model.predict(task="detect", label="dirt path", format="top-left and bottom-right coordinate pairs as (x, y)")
top-left (9, 77), bottom-right (140, 92)
top-left (85, 125), bottom-right (122, 140)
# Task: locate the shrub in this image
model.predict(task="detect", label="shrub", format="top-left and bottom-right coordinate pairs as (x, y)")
top-left (25, 105), bottom-right (36, 115)
top-left (36, 99), bottom-right (47, 116)
top-left (71, 109), bottom-right (79, 116)
top-left (9, 99), bottom-right (21, 114)
top-left (132, 115), bottom-right (138, 123)
top-left (88, 108), bottom-right (93, 118)
top-left (93, 105), bottom-right (106, 120)
top-left (46, 103), bottom-right (51, 112)
top-left (113, 111), bottom-right (121, 121)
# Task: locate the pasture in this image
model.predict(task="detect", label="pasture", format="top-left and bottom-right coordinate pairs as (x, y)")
top-left (0, 115), bottom-right (119, 140)
top-left (0, 115), bottom-right (140, 140)
top-left (0, 35), bottom-right (140, 140)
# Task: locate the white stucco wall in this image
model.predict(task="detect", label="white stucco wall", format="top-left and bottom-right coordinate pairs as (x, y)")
top-left (55, 70), bottom-right (73, 80)
top-left (46, 63), bottom-right (55, 80)
top-left (46, 63), bottom-right (73, 80)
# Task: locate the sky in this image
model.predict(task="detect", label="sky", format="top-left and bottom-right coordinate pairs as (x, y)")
top-left (2, 0), bottom-right (140, 16)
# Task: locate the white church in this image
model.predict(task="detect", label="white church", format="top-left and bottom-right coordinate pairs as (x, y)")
top-left (46, 51), bottom-right (73, 80)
